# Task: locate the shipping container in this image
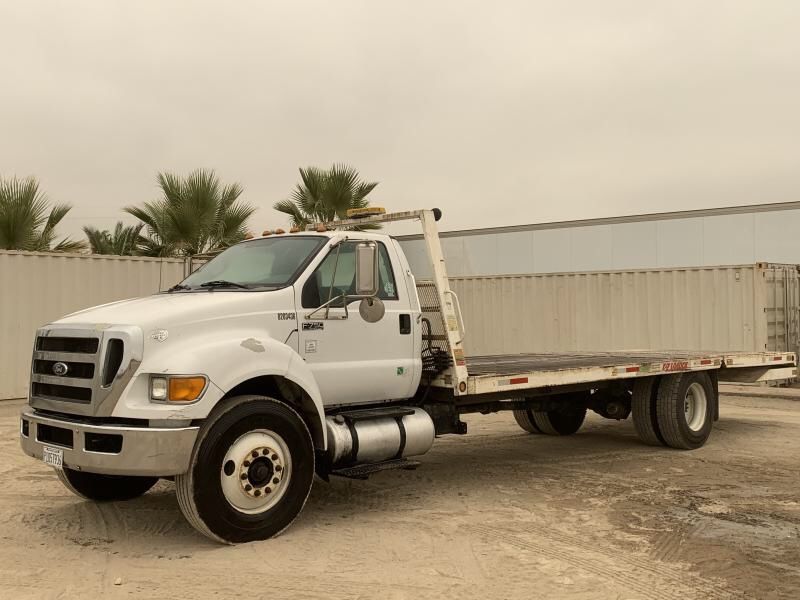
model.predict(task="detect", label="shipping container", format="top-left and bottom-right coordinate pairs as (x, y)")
top-left (447, 263), bottom-right (800, 359)
top-left (0, 251), bottom-right (187, 400)
top-left (3, 251), bottom-right (798, 400)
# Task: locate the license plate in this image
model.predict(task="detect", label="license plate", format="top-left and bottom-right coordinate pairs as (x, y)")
top-left (42, 446), bottom-right (64, 469)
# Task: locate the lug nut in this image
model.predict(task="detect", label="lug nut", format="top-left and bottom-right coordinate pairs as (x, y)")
top-left (272, 477), bottom-right (279, 484)
top-left (251, 451), bottom-right (258, 458)
top-left (254, 489), bottom-right (261, 497)
top-left (244, 484), bottom-right (252, 492)
top-left (271, 454), bottom-right (278, 461)
top-left (240, 473), bottom-right (248, 480)
top-left (264, 487), bottom-right (271, 494)
top-left (243, 460), bottom-right (250, 467)
top-left (275, 465), bottom-right (282, 472)
top-left (263, 449), bottom-right (270, 456)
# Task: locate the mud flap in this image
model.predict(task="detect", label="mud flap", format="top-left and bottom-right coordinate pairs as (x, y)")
top-left (708, 370), bottom-right (720, 421)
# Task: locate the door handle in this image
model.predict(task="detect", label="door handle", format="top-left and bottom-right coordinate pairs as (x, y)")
top-left (399, 314), bottom-right (411, 335)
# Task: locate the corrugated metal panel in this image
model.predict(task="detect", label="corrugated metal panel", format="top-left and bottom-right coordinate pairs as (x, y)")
top-left (448, 263), bottom-right (800, 358)
top-left (397, 207), bottom-right (800, 276)
top-left (0, 251), bottom-right (186, 400)
top-left (763, 264), bottom-right (800, 353)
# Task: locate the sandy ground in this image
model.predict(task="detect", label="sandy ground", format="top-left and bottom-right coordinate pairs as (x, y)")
top-left (1, 395), bottom-right (799, 600)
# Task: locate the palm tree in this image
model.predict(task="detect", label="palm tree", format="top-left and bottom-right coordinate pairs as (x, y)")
top-left (125, 169), bottom-right (255, 257)
top-left (0, 176), bottom-right (86, 252)
top-left (83, 222), bottom-right (144, 255)
top-left (274, 164), bottom-right (380, 230)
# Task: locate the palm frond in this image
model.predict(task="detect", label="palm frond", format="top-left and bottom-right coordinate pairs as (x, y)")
top-left (126, 170), bottom-right (253, 256)
top-left (276, 164), bottom-right (381, 230)
top-left (51, 237), bottom-right (88, 253)
top-left (273, 199), bottom-right (308, 229)
top-left (0, 176), bottom-right (81, 251)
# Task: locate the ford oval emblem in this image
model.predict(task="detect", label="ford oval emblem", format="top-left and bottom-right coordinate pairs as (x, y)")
top-left (52, 362), bottom-right (69, 376)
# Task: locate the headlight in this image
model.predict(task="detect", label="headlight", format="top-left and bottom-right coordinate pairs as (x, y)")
top-left (151, 377), bottom-right (168, 400)
top-left (150, 375), bottom-right (207, 403)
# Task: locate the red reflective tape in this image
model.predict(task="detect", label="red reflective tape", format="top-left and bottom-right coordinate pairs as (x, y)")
top-left (625, 366), bottom-right (640, 373)
top-left (700, 359), bottom-right (712, 365)
top-left (509, 377), bottom-right (529, 385)
top-left (774, 356), bottom-right (783, 361)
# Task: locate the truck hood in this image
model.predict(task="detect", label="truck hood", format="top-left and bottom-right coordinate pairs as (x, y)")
top-left (55, 290), bottom-right (286, 331)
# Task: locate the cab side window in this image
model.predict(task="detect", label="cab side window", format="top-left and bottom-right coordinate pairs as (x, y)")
top-left (301, 242), bottom-right (398, 308)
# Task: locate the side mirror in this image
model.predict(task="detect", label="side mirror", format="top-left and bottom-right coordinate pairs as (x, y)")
top-left (355, 242), bottom-right (379, 296)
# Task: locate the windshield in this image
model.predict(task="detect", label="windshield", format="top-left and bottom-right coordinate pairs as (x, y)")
top-left (179, 236), bottom-right (326, 290)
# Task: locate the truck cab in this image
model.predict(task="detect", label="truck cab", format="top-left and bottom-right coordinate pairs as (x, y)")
top-left (21, 214), bottom-right (445, 543)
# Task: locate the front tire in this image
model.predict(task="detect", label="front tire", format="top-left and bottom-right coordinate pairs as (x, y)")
top-left (57, 468), bottom-right (158, 501)
top-left (176, 395), bottom-right (315, 544)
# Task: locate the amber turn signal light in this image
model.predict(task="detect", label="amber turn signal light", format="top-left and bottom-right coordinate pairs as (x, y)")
top-left (168, 376), bottom-right (206, 402)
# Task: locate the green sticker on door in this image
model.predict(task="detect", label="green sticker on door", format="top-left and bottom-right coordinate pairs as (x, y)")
top-left (396, 367), bottom-right (405, 375)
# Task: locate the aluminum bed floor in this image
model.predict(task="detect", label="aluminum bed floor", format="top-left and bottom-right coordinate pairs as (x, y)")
top-left (441, 350), bottom-right (797, 396)
top-left (465, 351), bottom-right (766, 375)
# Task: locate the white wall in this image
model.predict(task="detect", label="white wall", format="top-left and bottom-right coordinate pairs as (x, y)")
top-left (0, 251), bottom-right (186, 400)
top-left (400, 208), bottom-right (800, 278)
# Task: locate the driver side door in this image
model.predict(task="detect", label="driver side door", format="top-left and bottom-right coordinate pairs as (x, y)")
top-left (294, 240), bottom-right (417, 406)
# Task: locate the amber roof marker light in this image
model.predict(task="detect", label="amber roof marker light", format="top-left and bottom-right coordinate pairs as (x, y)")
top-left (346, 207), bottom-right (386, 219)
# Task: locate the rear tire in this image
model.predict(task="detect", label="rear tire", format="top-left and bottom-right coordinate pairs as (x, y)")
top-left (176, 395), bottom-right (315, 544)
top-left (57, 468), bottom-right (158, 501)
top-left (631, 377), bottom-right (665, 446)
top-left (513, 409), bottom-right (542, 434)
top-left (656, 372), bottom-right (714, 449)
top-left (531, 407), bottom-right (587, 435)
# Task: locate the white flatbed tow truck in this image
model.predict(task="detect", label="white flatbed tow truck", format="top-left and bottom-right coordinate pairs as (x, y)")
top-left (20, 208), bottom-right (797, 543)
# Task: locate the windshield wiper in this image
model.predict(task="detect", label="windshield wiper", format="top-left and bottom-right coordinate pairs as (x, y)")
top-left (199, 280), bottom-right (250, 290)
top-left (167, 283), bottom-right (191, 292)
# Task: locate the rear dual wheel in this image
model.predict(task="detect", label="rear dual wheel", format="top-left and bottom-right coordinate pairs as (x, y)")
top-left (632, 372), bottom-right (715, 449)
top-left (513, 400), bottom-right (587, 436)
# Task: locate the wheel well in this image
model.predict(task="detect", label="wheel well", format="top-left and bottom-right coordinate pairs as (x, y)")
top-left (222, 376), bottom-right (325, 449)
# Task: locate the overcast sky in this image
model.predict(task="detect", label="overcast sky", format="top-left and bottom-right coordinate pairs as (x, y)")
top-left (1, 1), bottom-right (798, 240)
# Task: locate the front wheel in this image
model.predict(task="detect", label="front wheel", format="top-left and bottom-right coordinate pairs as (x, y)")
top-left (57, 468), bottom-right (158, 501)
top-left (176, 395), bottom-right (315, 544)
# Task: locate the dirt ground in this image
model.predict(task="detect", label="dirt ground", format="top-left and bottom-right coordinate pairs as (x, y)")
top-left (1, 395), bottom-right (798, 600)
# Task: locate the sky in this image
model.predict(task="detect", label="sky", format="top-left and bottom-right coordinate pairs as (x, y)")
top-left (1, 1), bottom-right (799, 241)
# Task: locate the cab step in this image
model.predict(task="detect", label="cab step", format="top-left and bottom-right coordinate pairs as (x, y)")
top-left (335, 406), bottom-right (416, 422)
top-left (330, 458), bottom-right (421, 480)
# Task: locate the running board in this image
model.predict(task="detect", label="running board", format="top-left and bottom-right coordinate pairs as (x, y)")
top-left (330, 458), bottom-right (421, 480)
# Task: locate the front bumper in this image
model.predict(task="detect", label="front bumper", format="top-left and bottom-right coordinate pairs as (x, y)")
top-left (20, 409), bottom-right (199, 477)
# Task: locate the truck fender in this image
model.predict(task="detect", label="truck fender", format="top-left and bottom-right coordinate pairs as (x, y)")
top-left (205, 338), bottom-right (327, 450)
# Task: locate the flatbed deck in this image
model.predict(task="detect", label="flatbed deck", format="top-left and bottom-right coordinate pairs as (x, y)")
top-left (432, 350), bottom-right (797, 396)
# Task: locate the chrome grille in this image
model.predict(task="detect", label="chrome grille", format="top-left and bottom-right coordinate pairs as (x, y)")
top-left (29, 326), bottom-right (133, 414)
top-left (31, 334), bottom-right (100, 405)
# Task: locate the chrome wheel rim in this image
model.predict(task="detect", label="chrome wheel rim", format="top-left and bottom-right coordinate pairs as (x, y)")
top-left (684, 382), bottom-right (708, 432)
top-left (220, 429), bottom-right (291, 514)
